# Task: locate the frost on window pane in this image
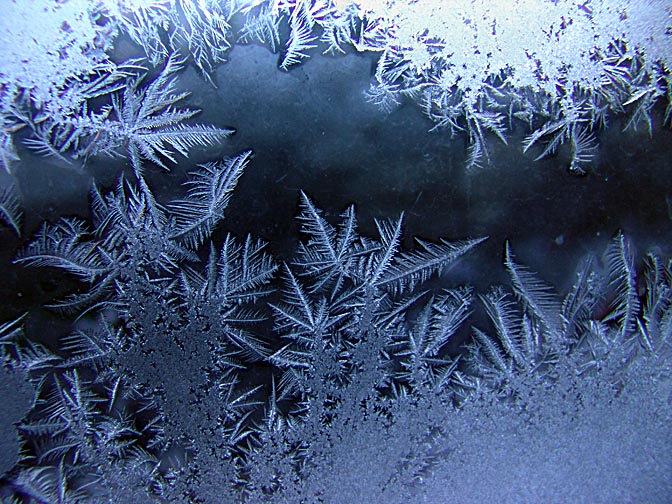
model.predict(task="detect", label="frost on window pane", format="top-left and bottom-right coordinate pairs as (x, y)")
top-left (0, 1), bottom-right (670, 502)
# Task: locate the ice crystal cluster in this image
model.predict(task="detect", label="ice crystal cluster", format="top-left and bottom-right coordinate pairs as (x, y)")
top-left (0, 1), bottom-right (671, 503)
top-left (0, 0), bottom-right (670, 172)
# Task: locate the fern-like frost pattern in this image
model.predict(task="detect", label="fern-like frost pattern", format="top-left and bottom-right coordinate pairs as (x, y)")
top-left (0, 1), bottom-right (671, 502)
